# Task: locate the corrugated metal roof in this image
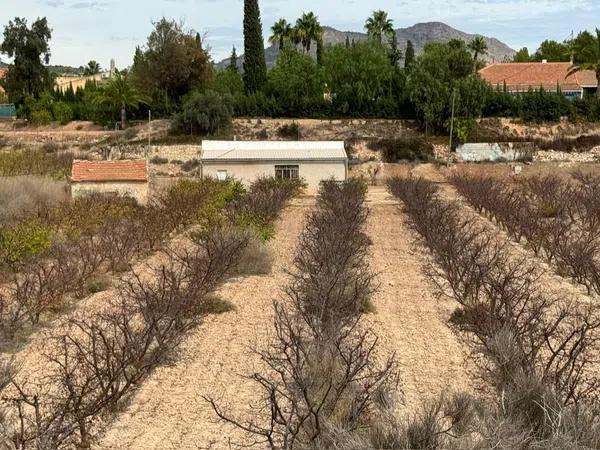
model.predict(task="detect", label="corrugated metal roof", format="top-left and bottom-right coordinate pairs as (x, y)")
top-left (72, 159), bottom-right (148, 182)
top-left (201, 140), bottom-right (347, 161)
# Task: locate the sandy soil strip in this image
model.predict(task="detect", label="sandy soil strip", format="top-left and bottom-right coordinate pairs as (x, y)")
top-left (363, 187), bottom-right (476, 413)
top-left (96, 198), bottom-right (313, 450)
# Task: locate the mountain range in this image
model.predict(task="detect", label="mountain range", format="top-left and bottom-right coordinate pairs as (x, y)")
top-left (217, 21), bottom-right (516, 69)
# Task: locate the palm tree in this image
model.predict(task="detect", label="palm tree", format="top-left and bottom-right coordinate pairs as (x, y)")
top-left (99, 73), bottom-right (146, 129)
top-left (294, 12), bottom-right (322, 53)
top-left (83, 60), bottom-right (101, 76)
top-left (468, 36), bottom-right (488, 72)
top-left (269, 18), bottom-right (293, 51)
top-left (364, 10), bottom-right (394, 44)
top-left (568, 28), bottom-right (600, 99)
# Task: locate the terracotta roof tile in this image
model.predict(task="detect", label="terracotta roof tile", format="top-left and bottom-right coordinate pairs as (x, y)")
top-left (479, 62), bottom-right (597, 92)
top-left (71, 160), bottom-right (148, 182)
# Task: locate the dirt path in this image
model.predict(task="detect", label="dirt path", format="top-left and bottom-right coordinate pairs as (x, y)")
top-left (96, 197), bottom-right (313, 450)
top-left (363, 187), bottom-right (476, 413)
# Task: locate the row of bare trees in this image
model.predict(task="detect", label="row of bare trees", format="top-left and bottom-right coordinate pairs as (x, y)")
top-left (387, 175), bottom-right (600, 448)
top-left (208, 180), bottom-right (402, 449)
top-left (0, 177), bottom-right (302, 449)
top-left (450, 171), bottom-right (600, 297)
top-left (0, 180), bottom-right (243, 344)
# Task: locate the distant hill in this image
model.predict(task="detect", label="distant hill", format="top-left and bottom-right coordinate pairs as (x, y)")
top-left (217, 21), bottom-right (516, 69)
top-left (0, 59), bottom-right (83, 76)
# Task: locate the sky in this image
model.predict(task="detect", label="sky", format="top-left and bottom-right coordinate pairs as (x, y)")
top-left (1, 0), bottom-right (598, 69)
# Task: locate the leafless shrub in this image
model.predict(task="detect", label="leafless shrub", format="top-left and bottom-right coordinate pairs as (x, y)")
top-left (1, 226), bottom-right (252, 448)
top-left (387, 175), bottom-right (600, 440)
top-left (232, 233), bottom-right (273, 276)
top-left (450, 171), bottom-right (600, 296)
top-left (207, 180), bottom-right (397, 449)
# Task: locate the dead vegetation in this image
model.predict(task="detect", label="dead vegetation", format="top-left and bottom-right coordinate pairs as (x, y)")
top-left (387, 175), bottom-right (600, 448)
top-left (450, 169), bottom-right (600, 298)
top-left (0, 176), bottom-right (302, 448)
top-left (207, 180), bottom-right (400, 449)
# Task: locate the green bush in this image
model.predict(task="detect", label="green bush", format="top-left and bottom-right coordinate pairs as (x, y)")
top-left (368, 137), bottom-right (434, 162)
top-left (0, 220), bottom-right (54, 268)
top-left (181, 158), bottom-right (200, 172)
top-left (30, 109), bottom-right (53, 126)
top-left (150, 156), bottom-right (169, 164)
top-left (235, 213), bottom-right (275, 241)
top-left (52, 102), bottom-right (73, 125)
top-left (173, 90), bottom-right (233, 135)
top-left (277, 122), bottom-right (300, 140)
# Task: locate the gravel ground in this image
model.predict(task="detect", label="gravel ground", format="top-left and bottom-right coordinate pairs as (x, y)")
top-left (363, 187), bottom-right (476, 412)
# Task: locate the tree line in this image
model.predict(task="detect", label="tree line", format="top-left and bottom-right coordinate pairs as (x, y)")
top-left (0, 7), bottom-right (599, 139)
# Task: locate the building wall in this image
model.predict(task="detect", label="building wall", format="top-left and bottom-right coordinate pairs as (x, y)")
top-left (202, 160), bottom-right (347, 192)
top-left (71, 181), bottom-right (149, 205)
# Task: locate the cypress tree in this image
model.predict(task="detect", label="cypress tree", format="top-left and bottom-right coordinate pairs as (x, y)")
top-left (243, 0), bottom-right (267, 93)
top-left (345, 35), bottom-right (350, 48)
top-left (405, 40), bottom-right (415, 69)
top-left (388, 33), bottom-right (402, 66)
top-left (228, 46), bottom-right (239, 72)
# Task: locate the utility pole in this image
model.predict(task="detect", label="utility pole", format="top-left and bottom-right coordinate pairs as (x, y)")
top-left (147, 110), bottom-right (151, 159)
top-left (448, 88), bottom-right (457, 151)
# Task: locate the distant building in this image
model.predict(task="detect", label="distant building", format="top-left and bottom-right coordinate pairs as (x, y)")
top-left (479, 62), bottom-right (597, 99)
top-left (71, 159), bottom-right (149, 204)
top-left (200, 140), bottom-right (348, 191)
top-left (55, 73), bottom-right (107, 93)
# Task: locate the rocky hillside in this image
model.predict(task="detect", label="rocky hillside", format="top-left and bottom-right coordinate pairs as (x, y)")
top-left (217, 21), bottom-right (515, 69)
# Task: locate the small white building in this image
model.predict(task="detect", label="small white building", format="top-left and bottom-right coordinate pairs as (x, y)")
top-left (200, 141), bottom-right (348, 191)
top-left (71, 159), bottom-right (149, 204)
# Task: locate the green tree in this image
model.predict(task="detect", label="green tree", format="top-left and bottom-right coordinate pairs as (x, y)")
top-left (513, 47), bottom-right (531, 62)
top-left (571, 30), bottom-right (599, 64)
top-left (568, 29), bottom-right (600, 98)
top-left (0, 17), bottom-right (53, 104)
top-left (364, 10), bottom-right (394, 44)
top-left (243, 0), bottom-right (268, 94)
top-left (388, 33), bottom-right (402, 66)
top-left (98, 73), bottom-right (146, 129)
top-left (211, 68), bottom-right (244, 98)
top-left (130, 18), bottom-right (211, 111)
top-left (468, 36), bottom-right (488, 72)
top-left (228, 46), bottom-right (239, 72)
top-left (83, 60), bottom-right (101, 76)
top-left (294, 12), bottom-right (322, 53)
top-left (407, 40), bottom-right (480, 131)
top-left (174, 90), bottom-right (233, 135)
top-left (533, 40), bottom-right (570, 62)
top-left (322, 41), bottom-right (395, 115)
top-left (269, 18), bottom-right (293, 51)
top-left (405, 40), bottom-right (415, 69)
top-left (267, 49), bottom-right (323, 115)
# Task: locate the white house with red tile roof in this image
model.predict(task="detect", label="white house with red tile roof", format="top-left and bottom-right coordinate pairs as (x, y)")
top-left (71, 159), bottom-right (149, 204)
top-left (479, 62), bottom-right (597, 98)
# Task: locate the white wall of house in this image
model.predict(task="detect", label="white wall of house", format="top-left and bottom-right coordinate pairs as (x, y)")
top-left (201, 160), bottom-right (347, 192)
top-left (71, 181), bottom-right (149, 205)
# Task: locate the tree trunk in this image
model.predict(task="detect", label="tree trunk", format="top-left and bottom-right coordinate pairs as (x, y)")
top-left (121, 105), bottom-right (126, 130)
